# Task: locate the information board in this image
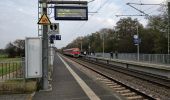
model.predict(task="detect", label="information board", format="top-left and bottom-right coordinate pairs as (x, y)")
top-left (54, 5), bottom-right (88, 20)
top-left (25, 37), bottom-right (42, 78)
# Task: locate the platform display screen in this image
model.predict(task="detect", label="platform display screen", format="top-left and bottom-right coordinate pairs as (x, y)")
top-left (54, 6), bottom-right (88, 20)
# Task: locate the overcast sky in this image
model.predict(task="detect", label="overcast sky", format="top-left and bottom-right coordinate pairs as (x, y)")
top-left (0, 0), bottom-right (164, 49)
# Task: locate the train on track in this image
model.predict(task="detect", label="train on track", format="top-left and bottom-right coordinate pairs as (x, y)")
top-left (63, 48), bottom-right (81, 57)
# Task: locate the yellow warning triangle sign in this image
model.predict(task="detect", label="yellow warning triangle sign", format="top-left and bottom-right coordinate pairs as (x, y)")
top-left (38, 14), bottom-right (51, 25)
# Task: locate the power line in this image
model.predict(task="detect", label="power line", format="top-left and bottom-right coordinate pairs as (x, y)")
top-left (70, 0), bottom-right (137, 39)
top-left (116, 14), bottom-right (146, 17)
top-left (88, 0), bottom-right (95, 3)
top-left (87, 0), bottom-right (166, 35)
top-left (72, 0), bottom-right (111, 35)
top-left (126, 3), bottom-right (149, 17)
top-left (127, 2), bottom-right (164, 5)
top-left (86, 0), bottom-right (136, 31)
top-left (117, 1), bottom-right (165, 18)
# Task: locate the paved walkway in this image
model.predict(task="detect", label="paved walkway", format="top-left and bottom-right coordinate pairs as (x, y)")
top-left (0, 94), bottom-right (33, 100)
top-left (33, 53), bottom-right (121, 100)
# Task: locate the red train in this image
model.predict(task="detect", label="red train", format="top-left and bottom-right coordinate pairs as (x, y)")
top-left (63, 48), bottom-right (81, 57)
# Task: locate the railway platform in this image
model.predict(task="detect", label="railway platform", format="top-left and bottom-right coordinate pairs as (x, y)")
top-left (33, 53), bottom-right (122, 100)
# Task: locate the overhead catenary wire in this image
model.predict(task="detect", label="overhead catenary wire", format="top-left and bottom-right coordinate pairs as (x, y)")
top-left (74, 0), bottom-right (135, 35)
top-left (63, 0), bottom-right (148, 48)
top-left (126, 3), bottom-right (150, 17)
top-left (86, 0), bottom-right (137, 32)
top-left (70, 0), bottom-right (111, 38)
top-left (88, 0), bottom-right (95, 3)
top-left (112, 1), bottom-right (170, 54)
top-left (75, 0), bottom-right (111, 31)
top-left (127, 2), bottom-right (164, 6)
top-left (87, 0), bottom-right (165, 34)
top-left (67, 0), bottom-right (163, 45)
top-left (67, 0), bottom-right (104, 36)
top-left (67, 0), bottom-right (168, 52)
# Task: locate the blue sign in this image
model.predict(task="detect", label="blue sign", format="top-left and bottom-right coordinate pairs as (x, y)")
top-left (133, 35), bottom-right (141, 45)
top-left (49, 35), bottom-right (61, 40)
top-left (56, 35), bottom-right (61, 40)
top-left (50, 35), bottom-right (55, 40)
top-left (49, 35), bottom-right (61, 44)
top-left (133, 38), bottom-right (141, 45)
top-left (133, 35), bottom-right (138, 39)
top-left (49, 35), bottom-right (55, 44)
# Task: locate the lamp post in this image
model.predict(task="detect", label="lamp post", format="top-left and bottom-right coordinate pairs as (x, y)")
top-left (80, 37), bottom-right (83, 52)
top-left (102, 33), bottom-right (105, 58)
top-left (81, 41), bottom-right (82, 51)
top-left (137, 25), bottom-right (140, 61)
top-left (168, 0), bottom-right (170, 54)
top-left (133, 25), bottom-right (140, 61)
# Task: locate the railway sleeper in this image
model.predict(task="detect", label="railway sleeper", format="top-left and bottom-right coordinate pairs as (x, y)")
top-left (117, 89), bottom-right (131, 93)
top-left (126, 95), bottom-right (143, 100)
top-left (109, 85), bottom-right (121, 88)
top-left (99, 79), bottom-right (110, 82)
top-left (103, 80), bottom-right (115, 83)
top-left (113, 87), bottom-right (126, 90)
top-left (121, 92), bottom-right (136, 96)
top-left (74, 58), bottom-right (156, 100)
top-left (103, 80), bottom-right (113, 83)
top-left (106, 83), bottom-right (118, 86)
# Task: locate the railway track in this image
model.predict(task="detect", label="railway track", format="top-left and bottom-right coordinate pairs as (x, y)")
top-left (83, 56), bottom-right (170, 88)
top-left (62, 55), bottom-right (163, 100)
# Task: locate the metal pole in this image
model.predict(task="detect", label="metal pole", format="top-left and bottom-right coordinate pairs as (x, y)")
top-left (137, 25), bottom-right (140, 61)
top-left (39, 0), bottom-right (88, 5)
top-left (168, 2), bottom-right (170, 54)
top-left (89, 44), bottom-right (90, 54)
top-left (81, 40), bottom-right (82, 51)
top-left (103, 33), bottom-right (104, 58)
top-left (168, 1), bottom-right (170, 64)
top-left (41, 0), bottom-right (49, 90)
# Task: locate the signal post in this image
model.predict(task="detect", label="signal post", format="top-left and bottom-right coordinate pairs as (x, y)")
top-left (38, 0), bottom-right (88, 90)
top-left (38, 0), bottom-right (49, 90)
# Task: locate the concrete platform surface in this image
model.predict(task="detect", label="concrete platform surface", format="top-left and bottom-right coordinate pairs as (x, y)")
top-left (0, 93), bottom-right (33, 100)
top-left (33, 53), bottom-right (121, 100)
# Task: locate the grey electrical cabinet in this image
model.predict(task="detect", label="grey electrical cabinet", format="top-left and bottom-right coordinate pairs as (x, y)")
top-left (25, 37), bottom-right (42, 78)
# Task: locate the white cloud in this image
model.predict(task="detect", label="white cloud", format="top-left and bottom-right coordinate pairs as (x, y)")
top-left (0, 0), bottom-right (165, 49)
top-left (0, 0), bottom-right (37, 49)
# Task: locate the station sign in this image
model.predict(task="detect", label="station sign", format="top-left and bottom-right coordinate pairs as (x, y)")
top-left (49, 34), bottom-right (61, 40)
top-left (49, 35), bottom-right (56, 40)
top-left (56, 35), bottom-right (61, 40)
top-left (133, 35), bottom-right (141, 45)
top-left (54, 5), bottom-right (88, 20)
top-left (133, 35), bottom-right (138, 39)
top-left (49, 34), bottom-right (61, 44)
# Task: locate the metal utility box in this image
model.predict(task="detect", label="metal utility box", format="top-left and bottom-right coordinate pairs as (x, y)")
top-left (25, 37), bottom-right (42, 78)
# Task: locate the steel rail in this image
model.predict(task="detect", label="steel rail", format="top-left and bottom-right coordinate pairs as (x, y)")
top-left (63, 55), bottom-right (156, 100)
top-left (83, 56), bottom-right (170, 88)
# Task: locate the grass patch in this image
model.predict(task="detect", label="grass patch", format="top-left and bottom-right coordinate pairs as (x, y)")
top-left (0, 58), bottom-right (22, 76)
top-left (0, 58), bottom-right (21, 61)
top-left (0, 54), bottom-right (7, 58)
top-left (0, 79), bottom-right (37, 94)
top-left (0, 63), bottom-right (21, 76)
